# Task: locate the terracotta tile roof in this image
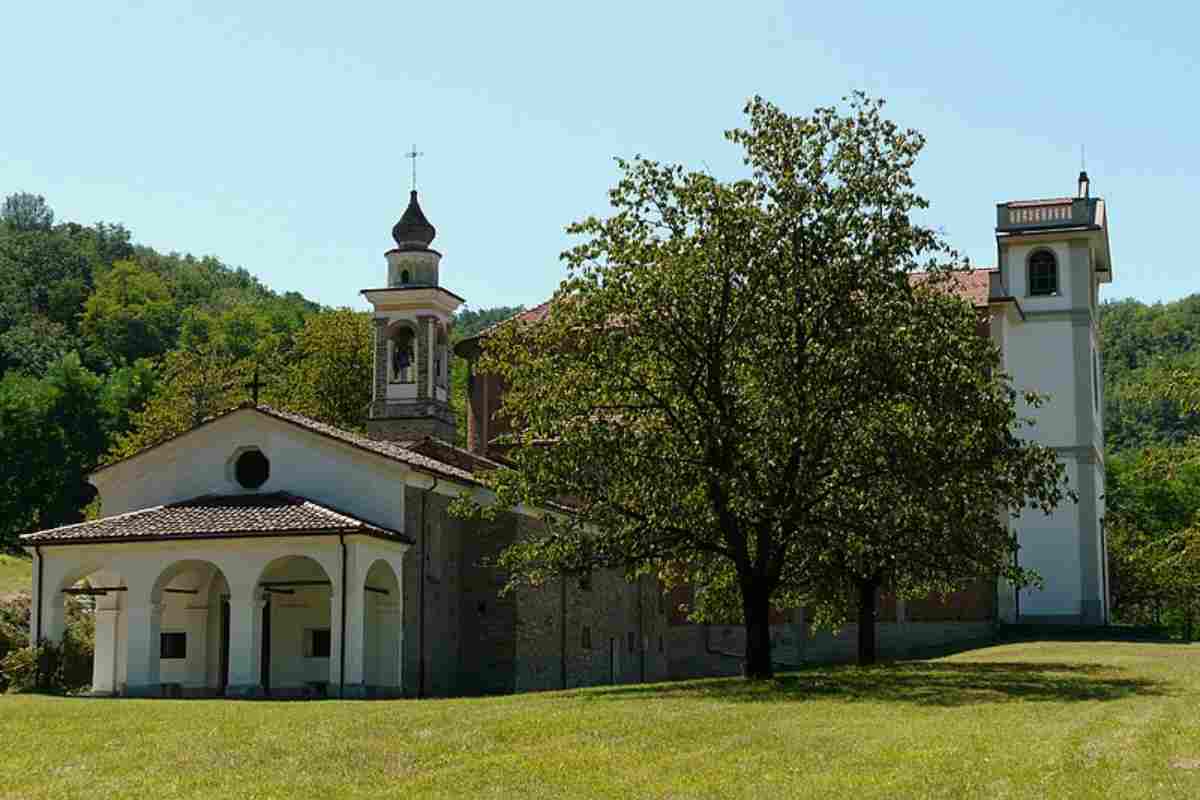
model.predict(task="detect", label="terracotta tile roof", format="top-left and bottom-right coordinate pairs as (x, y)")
top-left (401, 436), bottom-right (505, 475)
top-left (92, 404), bottom-right (484, 487)
top-left (458, 301), bottom-right (553, 346)
top-left (467, 271), bottom-right (1000, 343)
top-left (253, 406), bottom-right (481, 484)
top-left (909, 268), bottom-right (995, 309)
top-left (21, 492), bottom-right (411, 545)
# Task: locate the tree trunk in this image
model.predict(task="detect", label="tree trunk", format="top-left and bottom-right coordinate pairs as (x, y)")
top-left (742, 585), bottom-right (774, 680)
top-left (856, 577), bottom-right (880, 667)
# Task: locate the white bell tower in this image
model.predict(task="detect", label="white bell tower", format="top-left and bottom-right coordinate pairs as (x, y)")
top-left (361, 190), bottom-right (463, 442)
top-left (994, 171), bottom-right (1113, 624)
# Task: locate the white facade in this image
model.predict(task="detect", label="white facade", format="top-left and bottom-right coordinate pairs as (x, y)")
top-left (992, 188), bottom-right (1112, 624)
top-left (27, 410), bottom-right (415, 697)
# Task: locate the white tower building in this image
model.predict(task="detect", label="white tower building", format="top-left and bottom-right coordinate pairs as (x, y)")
top-left (994, 172), bottom-right (1113, 624)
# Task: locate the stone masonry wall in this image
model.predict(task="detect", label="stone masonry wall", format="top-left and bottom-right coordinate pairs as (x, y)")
top-left (405, 483), bottom-right (995, 696)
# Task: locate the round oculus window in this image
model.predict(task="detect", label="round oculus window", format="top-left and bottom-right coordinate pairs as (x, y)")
top-left (234, 449), bottom-right (270, 489)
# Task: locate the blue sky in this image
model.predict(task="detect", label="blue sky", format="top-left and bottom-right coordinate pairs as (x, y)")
top-left (2, 1), bottom-right (1194, 311)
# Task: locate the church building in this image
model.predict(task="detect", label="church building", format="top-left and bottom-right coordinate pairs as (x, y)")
top-left (20, 175), bottom-right (1112, 698)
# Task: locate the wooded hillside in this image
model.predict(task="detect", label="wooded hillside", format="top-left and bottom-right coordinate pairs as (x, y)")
top-left (0, 192), bottom-right (518, 549)
top-left (1100, 296), bottom-right (1200, 453)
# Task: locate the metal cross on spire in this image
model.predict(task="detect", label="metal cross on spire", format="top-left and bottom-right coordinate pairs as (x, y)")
top-left (404, 144), bottom-right (424, 191)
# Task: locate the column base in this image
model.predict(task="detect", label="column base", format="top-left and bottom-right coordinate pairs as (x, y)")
top-left (338, 684), bottom-right (404, 699)
top-left (123, 683), bottom-right (180, 699)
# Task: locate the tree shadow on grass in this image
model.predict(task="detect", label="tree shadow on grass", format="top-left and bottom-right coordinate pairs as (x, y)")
top-left (581, 661), bottom-right (1172, 707)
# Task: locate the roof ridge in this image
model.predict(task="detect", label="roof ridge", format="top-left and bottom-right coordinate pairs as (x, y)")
top-left (93, 404), bottom-right (482, 486)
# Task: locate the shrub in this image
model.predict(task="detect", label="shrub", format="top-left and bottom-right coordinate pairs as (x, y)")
top-left (0, 590), bottom-right (93, 693)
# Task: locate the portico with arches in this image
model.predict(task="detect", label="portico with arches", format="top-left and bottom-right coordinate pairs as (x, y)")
top-left (23, 406), bottom-right (432, 698)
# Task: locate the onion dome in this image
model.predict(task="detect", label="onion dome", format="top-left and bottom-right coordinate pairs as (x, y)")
top-left (391, 191), bottom-right (436, 250)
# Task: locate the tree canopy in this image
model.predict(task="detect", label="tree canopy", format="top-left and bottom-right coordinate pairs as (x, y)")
top-left (460, 94), bottom-right (1068, 674)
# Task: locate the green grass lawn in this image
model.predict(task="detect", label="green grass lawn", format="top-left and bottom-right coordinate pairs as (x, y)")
top-left (0, 640), bottom-right (1197, 799)
top-left (0, 553), bottom-right (31, 596)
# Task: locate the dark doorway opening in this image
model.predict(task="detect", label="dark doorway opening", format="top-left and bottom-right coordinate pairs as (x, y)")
top-left (260, 596), bottom-right (272, 696)
top-left (219, 597), bottom-right (230, 693)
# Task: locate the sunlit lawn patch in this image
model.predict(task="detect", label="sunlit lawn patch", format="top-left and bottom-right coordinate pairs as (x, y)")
top-left (1, 640), bottom-right (1197, 799)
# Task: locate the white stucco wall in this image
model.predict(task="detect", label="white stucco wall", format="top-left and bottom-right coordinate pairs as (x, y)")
top-left (1013, 459), bottom-right (1082, 617)
top-left (90, 410), bottom-right (407, 536)
top-left (1006, 317), bottom-right (1078, 448)
top-left (998, 231), bottom-right (1107, 624)
top-left (32, 535), bottom-right (408, 696)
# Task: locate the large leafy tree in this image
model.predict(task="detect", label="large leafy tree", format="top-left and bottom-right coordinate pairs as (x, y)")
top-left (285, 308), bottom-right (373, 432)
top-left (0, 354), bottom-right (108, 548)
top-left (462, 94), bottom-right (1066, 675)
top-left (1, 193), bottom-right (54, 231)
top-left (1107, 446), bottom-right (1200, 638)
top-left (792, 284), bottom-right (1067, 664)
top-left (81, 259), bottom-right (178, 366)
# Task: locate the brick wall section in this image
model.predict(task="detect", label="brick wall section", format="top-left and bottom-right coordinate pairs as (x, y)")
top-left (464, 367), bottom-right (510, 458)
top-left (904, 577), bottom-right (996, 622)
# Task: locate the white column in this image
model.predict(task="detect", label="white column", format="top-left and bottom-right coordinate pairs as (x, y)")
top-left (341, 543), bottom-right (367, 695)
top-left (226, 586), bottom-right (263, 696)
top-left (91, 591), bottom-right (122, 695)
top-left (124, 600), bottom-right (163, 696)
top-left (30, 550), bottom-right (67, 648)
top-left (895, 598), bottom-right (908, 625)
top-left (182, 605), bottom-right (209, 689)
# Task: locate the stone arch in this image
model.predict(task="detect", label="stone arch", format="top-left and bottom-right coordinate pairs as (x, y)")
top-left (386, 320), bottom-right (418, 384)
top-left (362, 558), bottom-right (402, 692)
top-left (256, 554), bottom-right (336, 697)
top-left (41, 560), bottom-right (126, 695)
top-left (141, 559), bottom-right (232, 696)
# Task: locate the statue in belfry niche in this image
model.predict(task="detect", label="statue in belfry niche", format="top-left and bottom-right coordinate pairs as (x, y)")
top-left (391, 330), bottom-right (414, 382)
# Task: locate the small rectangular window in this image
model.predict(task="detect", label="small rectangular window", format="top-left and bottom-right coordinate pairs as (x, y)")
top-left (627, 631), bottom-right (636, 653)
top-left (160, 632), bottom-right (186, 660)
top-left (658, 634), bottom-right (664, 653)
top-left (581, 625), bottom-right (592, 649)
top-left (306, 628), bottom-right (331, 658)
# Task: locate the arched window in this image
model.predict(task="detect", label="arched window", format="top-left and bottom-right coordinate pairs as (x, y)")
top-left (390, 327), bottom-right (415, 383)
top-left (400, 269), bottom-right (410, 285)
top-left (1028, 250), bottom-right (1058, 296)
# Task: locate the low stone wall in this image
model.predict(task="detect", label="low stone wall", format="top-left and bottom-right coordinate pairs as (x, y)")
top-left (667, 621), bottom-right (995, 679)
